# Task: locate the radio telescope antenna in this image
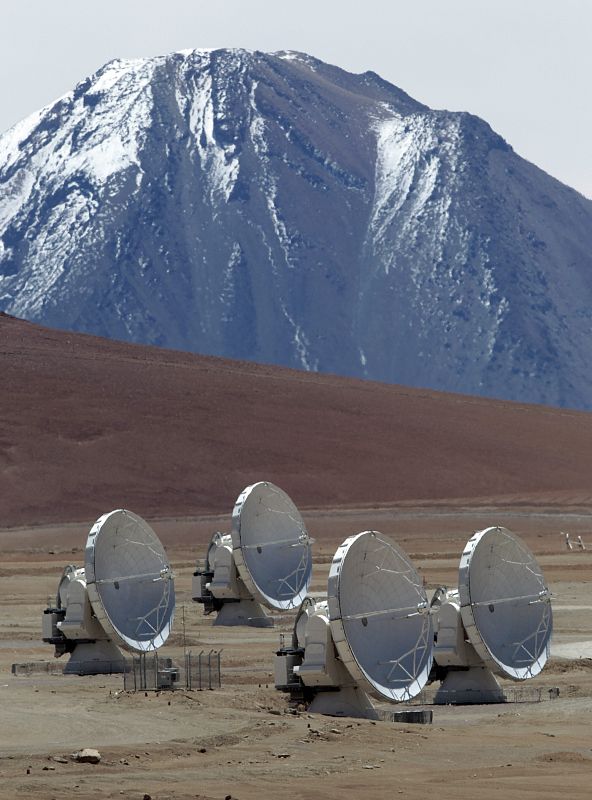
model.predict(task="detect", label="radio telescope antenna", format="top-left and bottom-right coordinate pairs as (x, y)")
top-left (42, 510), bottom-right (175, 674)
top-left (432, 526), bottom-right (552, 703)
top-left (276, 531), bottom-right (433, 718)
top-left (192, 482), bottom-right (312, 627)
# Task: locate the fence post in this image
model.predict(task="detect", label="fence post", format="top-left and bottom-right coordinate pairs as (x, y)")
top-left (208, 650), bottom-right (214, 690)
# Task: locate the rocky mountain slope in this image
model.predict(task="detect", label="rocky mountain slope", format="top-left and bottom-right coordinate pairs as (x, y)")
top-left (1, 49), bottom-right (592, 408)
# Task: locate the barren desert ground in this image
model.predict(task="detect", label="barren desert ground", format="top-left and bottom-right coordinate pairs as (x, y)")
top-left (1, 504), bottom-right (591, 800)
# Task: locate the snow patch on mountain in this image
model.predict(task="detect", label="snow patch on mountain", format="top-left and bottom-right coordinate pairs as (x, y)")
top-left (178, 58), bottom-right (239, 202)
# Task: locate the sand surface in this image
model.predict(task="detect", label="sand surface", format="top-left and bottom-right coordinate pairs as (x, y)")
top-left (1, 505), bottom-right (591, 800)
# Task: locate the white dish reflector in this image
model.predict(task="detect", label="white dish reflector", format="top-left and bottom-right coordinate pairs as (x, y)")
top-left (327, 531), bottom-right (433, 702)
top-left (231, 482), bottom-right (312, 611)
top-left (458, 526), bottom-right (552, 680)
top-left (85, 509), bottom-right (175, 652)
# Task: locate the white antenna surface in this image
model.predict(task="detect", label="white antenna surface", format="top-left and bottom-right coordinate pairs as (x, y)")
top-left (328, 531), bottom-right (433, 702)
top-left (232, 482), bottom-right (312, 611)
top-left (86, 509), bottom-right (175, 652)
top-left (193, 482), bottom-right (313, 626)
top-left (458, 526), bottom-right (552, 680)
top-left (276, 530), bottom-right (433, 718)
top-left (432, 526), bottom-right (552, 703)
top-left (43, 509), bottom-right (174, 674)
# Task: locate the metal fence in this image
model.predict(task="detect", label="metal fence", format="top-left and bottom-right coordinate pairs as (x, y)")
top-left (185, 650), bottom-right (222, 690)
top-left (123, 650), bottom-right (221, 692)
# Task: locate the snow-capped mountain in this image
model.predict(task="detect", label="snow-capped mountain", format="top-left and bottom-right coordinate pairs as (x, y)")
top-left (1, 49), bottom-right (592, 408)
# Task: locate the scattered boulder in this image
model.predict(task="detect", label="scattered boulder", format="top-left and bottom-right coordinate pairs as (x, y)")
top-left (71, 748), bottom-right (101, 764)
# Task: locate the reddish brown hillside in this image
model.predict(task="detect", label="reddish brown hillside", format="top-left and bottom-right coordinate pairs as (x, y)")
top-left (2, 313), bottom-right (592, 528)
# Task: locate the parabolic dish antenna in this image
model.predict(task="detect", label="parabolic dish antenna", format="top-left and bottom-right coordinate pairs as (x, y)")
top-left (86, 509), bottom-right (175, 652)
top-left (42, 509), bottom-right (175, 674)
top-left (459, 526), bottom-right (552, 679)
top-left (193, 482), bottom-right (312, 627)
top-left (432, 526), bottom-right (552, 703)
top-left (275, 531), bottom-right (433, 718)
top-left (232, 482), bottom-right (312, 611)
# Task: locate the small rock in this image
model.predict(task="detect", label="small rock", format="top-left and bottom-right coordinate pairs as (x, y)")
top-left (198, 747), bottom-right (207, 753)
top-left (275, 753), bottom-right (291, 759)
top-left (51, 756), bottom-right (68, 764)
top-left (42, 766), bottom-right (56, 771)
top-left (143, 795), bottom-right (152, 800)
top-left (71, 748), bottom-right (101, 764)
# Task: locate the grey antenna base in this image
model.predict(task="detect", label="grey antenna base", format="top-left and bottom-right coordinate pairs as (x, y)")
top-left (434, 667), bottom-right (504, 705)
top-left (62, 641), bottom-right (127, 676)
top-left (307, 686), bottom-right (379, 719)
top-left (213, 599), bottom-right (273, 628)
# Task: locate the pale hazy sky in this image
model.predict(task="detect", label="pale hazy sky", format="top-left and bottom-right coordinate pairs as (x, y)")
top-left (2, 0), bottom-right (591, 197)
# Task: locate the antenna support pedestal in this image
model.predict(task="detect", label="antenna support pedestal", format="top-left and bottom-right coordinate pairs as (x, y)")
top-left (62, 640), bottom-right (127, 675)
top-left (307, 685), bottom-right (379, 719)
top-left (213, 598), bottom-right (273, 627)
top-left (434, 667), bottom-right (504, 704)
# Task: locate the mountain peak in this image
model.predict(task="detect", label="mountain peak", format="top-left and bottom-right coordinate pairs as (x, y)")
top-left (1, 50), bottom-right (591, 408)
